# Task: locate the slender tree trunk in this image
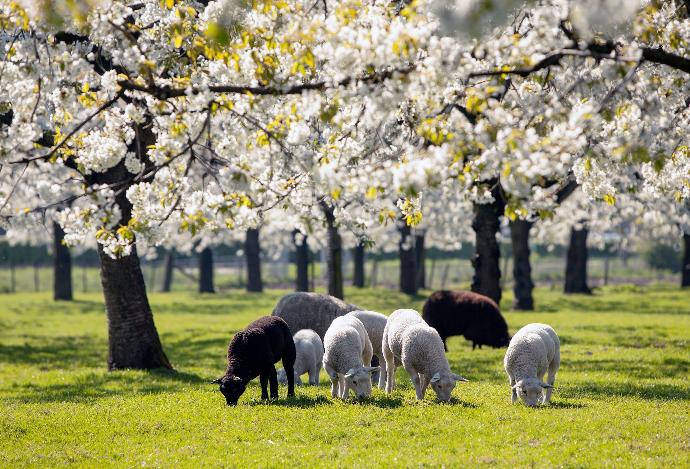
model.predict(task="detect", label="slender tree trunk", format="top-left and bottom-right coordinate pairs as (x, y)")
top-left (245, 228), bottom-right (263, 292)
top-left (98, 243), bottom-right (172, 370)
top-left (682, 234), bottom-right (690, 288)
top-left (399, 223), bottom-right (418, 295)
top-left (161, 249), bottom-right (174, 292)
top-left (293, 230), bottom-right (310, 292)
top-left (53, 222), bottom-right (73, 301)
top-left (322, 203), bottom-right (344, 299)
top-left (564, 226), bottom-right (592, 294)
top-left (509, 219), bottom-right (534, 310)
top-left (199, 247), bottom-right (215, 293)
top-left (352, 242), bottom-right (365, 288)
top-left (471, 189), bottom-right (505, 305)
top-left (415, 233), bottom-right (426, 290)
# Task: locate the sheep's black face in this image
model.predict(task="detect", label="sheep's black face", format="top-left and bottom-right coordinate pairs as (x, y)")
top-left (218, 376), bottom-right (246, 405)
top-left (491, 334), bottom-right (511, 348)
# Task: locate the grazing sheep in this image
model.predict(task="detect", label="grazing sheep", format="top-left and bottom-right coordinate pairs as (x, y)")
top-left (272, 292), bottom-right (359, 340)
top-left (323, 315), bottom-right (379, 399)
top-left (347, 310), bottom-right (388, 389)
top-left (382, 309), bottom-right (468, 401)
top-left (212, 316), bottom-right (296, 405)
top-left (422, 290), bottom-right (511, 350)
top-left (277, 329), bottom-right (324, 386)
top-left (504, 323), bottom-right (560, 407)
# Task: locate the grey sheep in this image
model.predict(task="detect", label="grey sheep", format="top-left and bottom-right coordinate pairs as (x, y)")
top-left (272, 292), bottom-right (359, 340)
top-left (323, 315), bottom-right (379, 399)
top-left (503, 323), bottom-right (560, 407)
top-left (383, 309), bottom-right (468, 401)
top-left (277, 329), bottom-right (324, 386)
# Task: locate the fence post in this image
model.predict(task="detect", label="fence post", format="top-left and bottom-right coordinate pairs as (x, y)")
top-left (10, 261), bottom-right (15, 293)
top-left (428, 258), bottom-right (436, 290)
top-left (441, 264), bottom-right (450, 290)
top-left (82, 265), bottom-right (88, 293)
top-left (34, 262), bottom-right (39, 292)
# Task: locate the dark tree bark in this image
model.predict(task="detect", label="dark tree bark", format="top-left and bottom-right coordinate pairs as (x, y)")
top-left (564, 226), bottom-right (592, 294)
top-left (509, 219), bottom-right (534, 310)
top-left (322, 203), bottom-right (344, 299)
top-left (161, 249), bottom-right (174, 292)
top-left (471, 185), bottom-right (505, 305)
top-left (399, 222), bottom-right (418, 295)
top-left (245, 228), bottom-right (263, 292)
top-left (52, 222), bottom-right (73, 301)
top-left (415, 233), bottom-right (426, 290)
top-left (682, 234), bottom-right (690, 288)
top-left (198, 247), bottom-right (215, 293)
top-left (293, 230), bottom-right (310, 292)
top-left (352, 242), bottom-right (365, 288)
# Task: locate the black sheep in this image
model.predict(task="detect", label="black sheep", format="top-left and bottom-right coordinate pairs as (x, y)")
top-left (422, 290), bottom-right (511, 350)
top-left (212, 316), bottom-right (296, 405)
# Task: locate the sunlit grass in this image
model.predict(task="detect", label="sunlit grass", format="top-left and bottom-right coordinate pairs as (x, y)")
top-left (1, 285), bottom-right (689, 467)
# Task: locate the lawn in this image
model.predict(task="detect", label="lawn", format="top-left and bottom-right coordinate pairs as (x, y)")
top-left (1, 285), bottom-right (689, 467)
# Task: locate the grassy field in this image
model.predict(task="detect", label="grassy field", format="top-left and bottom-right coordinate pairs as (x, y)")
top-left (1, 285), bottom-right (689, 467)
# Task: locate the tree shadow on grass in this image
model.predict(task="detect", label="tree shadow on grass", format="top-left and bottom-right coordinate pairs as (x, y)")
top-left (7, 368), bottom-right (206, 404)
top-left (562, 382), bottom-right (690, 401)
top-left (0, 336), bottom-right (105, 369)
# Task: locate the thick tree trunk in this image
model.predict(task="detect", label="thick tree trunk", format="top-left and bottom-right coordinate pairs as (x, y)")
top-left (509, 219), bottom-right (534, 310)
top-left (53, 222), bottom-right (73, 301)
top-left (199, 247), bottom-right (215, 293)
top-left (471, 190), bottom-right (505, 305)
top-left (682, 234), bottom-right (690, 288)
top-left (322, 203), bottom-right (344, 299)
top-left (564, 226), bottom-right (592, 294)
top-left (161, 249), bottom-right (174, 292)
top-left (293, 230), bottom-right (310, 292)
top-left (399, 223), bottom-right (418, 295)
top-left (98, 243), bottom-right (172, 370)
top-left (352, 242), bottom-right (365, 288)
top-left (415, 233), bottom-right (426, 290)
top-left (245, 228), bottom-right (263, 292)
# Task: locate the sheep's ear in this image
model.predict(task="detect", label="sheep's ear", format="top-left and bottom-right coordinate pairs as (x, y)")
top-left (364, 366), bottom-right (380, 374)
top-left (541, 382), bottom-right (553, 389)
top-left (452, 373), bottom-right (469, 382)
top-left (344, 368), bottom-right (356, 378)
top-left (210, 377), bottom-right (223, 385)
top-left (430, 372), bottom-right (441, 383)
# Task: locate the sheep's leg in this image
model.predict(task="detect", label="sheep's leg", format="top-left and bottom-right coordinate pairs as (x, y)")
top-left (378, 358), bottom-right (387, 389)
top-left (383, 342), bottom-right (396, 394)
top-left (543, 352), bottom-right (560, 404)
top-left (339, 377), bottom-right (349, 399)
top-left (268, 366), bottom-right (279, 400)
top-left (329, 375), bottom-right (339, 398)
top-left (259, 372), bottom-right (269, 400)
top-left (405, 364), bottom-right (424, 400)
top-left (309, 364), bottom-right (320, 385)
top-left (509, 375), bottom-right (517, 404)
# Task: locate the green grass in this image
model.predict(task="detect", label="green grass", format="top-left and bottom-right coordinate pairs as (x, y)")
top-left (1, 285), bottom-right (689, 467)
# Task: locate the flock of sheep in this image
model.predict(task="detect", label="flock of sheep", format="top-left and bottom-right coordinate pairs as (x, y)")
top-left (212, 291), bottom-right (560, 407)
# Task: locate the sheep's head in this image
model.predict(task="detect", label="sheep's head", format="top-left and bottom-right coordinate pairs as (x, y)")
top-left (513, 378), bottom-right (552, 407)
top-left (491, 333), bottom-right (511, 348)
top-left (430, 371), bottom-right (468, 402)
top-left (344, 366), bottom-right (379, 399)
top-left (211, 375), bottom-right (246, 406)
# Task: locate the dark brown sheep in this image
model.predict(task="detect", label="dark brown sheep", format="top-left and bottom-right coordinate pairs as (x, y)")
top-left (212, 316), bottom-right (296, 405)
top-left (422, 290), bottom-right (511, 350)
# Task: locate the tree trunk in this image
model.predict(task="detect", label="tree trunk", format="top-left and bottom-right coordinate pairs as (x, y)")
top-left (245, 228), bottom-right (263, 292)
top-left (98, 243), bottom-right (172, 370)
top-left (509, 219), bottom-right (534, 310)
top-left (161, 249), bottom-right (174, 292)
top-left (564, 226), bottom-right (592, 294)
top-left (415, 233), bottom-right (426, 290)
top-left (199, 247), bottom-right (215, 293)
top-left (293, 230), bottom-right (310, 292)
top-left (352, 242), bottom-right (365, 288)
top-left (682, 234), bottom-right (690, 288)
top-left (322, 203), bottom-right (344, 299)
top-left (53, 222), bottom-right (73, 301)
top-left (471, 191), bottom-right (505, 305)
top-left (399, 223), bottom-right (418, 295)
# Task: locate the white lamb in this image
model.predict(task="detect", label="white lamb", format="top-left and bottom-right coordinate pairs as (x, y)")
top-left (323, 315), bottom-right (379, 399)
top-left (277, 329), bottom-right (324, 386)
top-left (382, 309), bottom-right (468, 401)
top-left (503, 323), bottom-right (560, 407)
top-left (347, 310), bottom-right (388, 389)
